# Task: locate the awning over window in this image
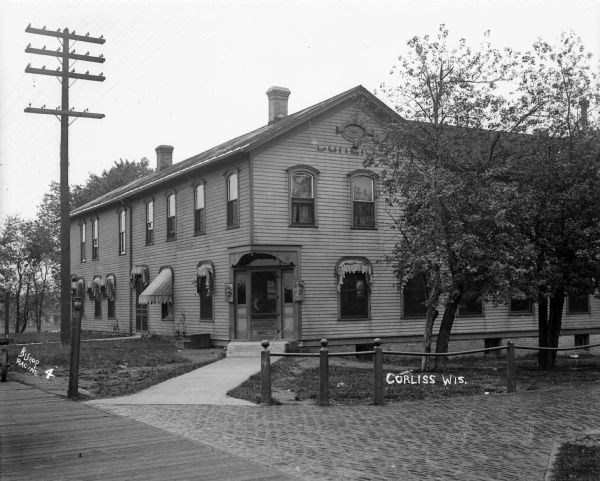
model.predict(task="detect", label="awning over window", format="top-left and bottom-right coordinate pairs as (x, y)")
top-left (196, 261), bottom-right (215, 296)
top-left (130, 265), bottom-right (149, 288)
top-left (92, 276), bottom-right (102, 301)
top-left (139, 267), bottom-right (172, 305)
top-left (106, 274), bottom-right (116, 301)
top-left (336, 257), bottom-right (373, 292)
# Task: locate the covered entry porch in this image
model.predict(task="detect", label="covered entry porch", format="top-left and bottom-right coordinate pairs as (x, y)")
top-left (229, 245), bottom-right (302, 342)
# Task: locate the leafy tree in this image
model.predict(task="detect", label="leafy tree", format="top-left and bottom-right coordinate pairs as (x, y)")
top-left (509, 32), bottom-right (600, 369)
top-left (368, 25), bottom-right (538, 368)
top-left (71, 158), bottom-right (152, 208)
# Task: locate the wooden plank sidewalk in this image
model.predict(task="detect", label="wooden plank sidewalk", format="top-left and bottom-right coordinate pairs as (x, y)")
top-left (0, 381), bottom-right (292, 480)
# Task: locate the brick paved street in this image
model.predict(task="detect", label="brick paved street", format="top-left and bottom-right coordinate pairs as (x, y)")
top-left (96, 384), bottom-right (600, 481)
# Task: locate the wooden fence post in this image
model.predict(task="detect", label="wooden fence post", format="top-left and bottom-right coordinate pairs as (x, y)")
top-left (319, 338), bottom-right (329, 406)
top-left (261, 340), bottom-right (272, 405)
top-left (506, 340), bottom-right (516, 393)
top-left (373, 338), bottom-right (384, 405)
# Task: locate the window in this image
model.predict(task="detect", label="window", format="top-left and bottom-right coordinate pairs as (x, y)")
top-left (291, 172), bottom-right (315, 225)
top-left (403, 275), bottom-right (428, 318)
top-left (146, 201), bottom-right (154, 245)
top-left (351, 174), bottom-right (375, 228)
top-left (458, 292), bottom-right (483, 317)
top-left (161, 301), bottom-right (172, 320)
top-left (510, 297), bottom-right (533, 314)
top-left (106, 274), bottom-right (116, 319)
top-left (226, 172), bottom-right (239, 228)
top-left (198, 277), bottom-right (213, 320)
top-left (336, 257), bottom-right (372, 320)
top-left (94, 298), bottom-right (102, 318)
top-left (194, 184), bottom-right (205, 235)
top-left (80, 222), bottom-right (86, 262)
top-left (167, 193), bottom-right (176, 240)
top-left (568, 294), bottom-right (589, 314)
top-left (118, 210), bottom-right (126, 255)
top-left (91, 218), bottom-right (99, 260)
top-left (236, 271), bottom-right (247, 304)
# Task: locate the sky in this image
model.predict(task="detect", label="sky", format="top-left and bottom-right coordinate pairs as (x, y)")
top-left (1, 0), bottom-right (599, 222)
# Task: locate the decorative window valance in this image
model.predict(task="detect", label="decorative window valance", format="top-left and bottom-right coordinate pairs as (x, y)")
top-left (139, 267), bottom-right (172, 305)
top-left (335, 257), bottom-right (373, 292)
top-left (106, 274), bottom-right (116, 301)
top-left (92, 276), bottom-right (102, 301)
top-left (86, 280), bottom-right (94, 300)
top-left (130, 265), bottom-right (149, 288)
top-left (196, 261), bottom-right (215, 296)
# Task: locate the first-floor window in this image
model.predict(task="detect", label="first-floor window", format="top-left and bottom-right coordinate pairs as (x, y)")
top-left (458, 292), bottom-right (483, 316)
top-left (107, 299), bottom-right (115, 319)
top-left (161, 302), bottom-right (172, 320)
top-left (510, 297), bottom-right (533, 314)
top-left (403, 275), bottom-right (427, 318)
top-left (340, 272), bottom-right (369, 319)
top-left (568, 293), bottom-right (589, 314)
top-left (198, 277), bottom-right (213, 320)
top-left (94, 298), bottom-right (102, 318)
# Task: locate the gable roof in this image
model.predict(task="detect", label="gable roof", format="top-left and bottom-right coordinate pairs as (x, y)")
top-left (70, 85), bottom-right (398, 217)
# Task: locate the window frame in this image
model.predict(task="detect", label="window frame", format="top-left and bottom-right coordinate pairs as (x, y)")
top-left (287, 165), bottom-right (320, 227)
top-left (403, 275), bottom-right (428, 319)
top-left (348, 170), bottom-right (377, 229)
top-left (145, 200), bottom-right (154, 245)
top-left (509, 297), bottom-right (534, 315)
top-left (80, 221), bottom-right (87, 263)
top-left (166, 192), bottom-right (177, 241)
top-left (194, 183), bottom-right (206, 235)
top-left (91, 218), bottom-right (99, 261)
top-left (567, 293), bottom-right (590, 314)
top-left (118, 209), bottom-right (126, 255)
top-left (225, 171), bottom-right (239, 229)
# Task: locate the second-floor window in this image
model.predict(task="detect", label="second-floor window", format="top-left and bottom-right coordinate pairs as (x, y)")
top-left (167, 193), bottom-right (176, 240)
top-left (146, 201), bottom-right (154, 245)
top-left (291, 172), bottom-right (315, 226)
top-left (227, 172), bottom-right (239, 228)
top-left (92, 218), bottom-right (99, 260)
top-left (118, 210), bottom-right (126, 255)
top-left (80, 222), bottom-right (86, 262)
top-left (352, 175), bottom-right (375, 228)
top-left (194, 184), bottom-right (205, 235)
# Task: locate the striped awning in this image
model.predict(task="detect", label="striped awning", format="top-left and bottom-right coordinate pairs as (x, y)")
top-left (336, 257), bottom-right (373, 292)
top-left (106, 274), bottom-right (116, 301)
top-left (196, 261), bottom-right (215, 296)
top-left (139, 268), bottom-right (172, 305)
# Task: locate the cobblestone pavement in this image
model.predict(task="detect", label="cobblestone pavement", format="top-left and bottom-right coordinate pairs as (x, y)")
top-left (94, 384), bottom-right (600, 481)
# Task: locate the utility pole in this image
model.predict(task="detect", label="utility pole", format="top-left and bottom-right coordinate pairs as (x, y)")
top-left (24, 26), bottom-right (105, 350)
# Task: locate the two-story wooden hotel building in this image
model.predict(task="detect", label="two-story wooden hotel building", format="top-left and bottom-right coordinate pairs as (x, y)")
top-left (69, 85), bottom-right (599, 348)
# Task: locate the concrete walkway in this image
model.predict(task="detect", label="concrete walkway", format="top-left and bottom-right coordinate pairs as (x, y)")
top-left (86, 357), bottom-right (274, 406)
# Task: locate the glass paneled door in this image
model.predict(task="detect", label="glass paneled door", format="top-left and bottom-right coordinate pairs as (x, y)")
top-left (250, 270), bottom-right (280, 340)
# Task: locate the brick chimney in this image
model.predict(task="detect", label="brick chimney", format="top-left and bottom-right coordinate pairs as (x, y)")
top-left (155, 145), bottom-right (174, 171)
top-left (267, 86), bottom-right (291, 124)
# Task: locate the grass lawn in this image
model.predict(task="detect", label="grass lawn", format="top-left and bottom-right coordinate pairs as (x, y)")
top-left (5, 334), bottom-right (224, 399)
top-left (551, 433), bottom-right (600, 480)
top-left (227, 352), bottom-right (600, 405)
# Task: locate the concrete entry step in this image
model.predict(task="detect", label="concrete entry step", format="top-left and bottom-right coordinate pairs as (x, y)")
top-left (226, 340), bottom-right (290, 357)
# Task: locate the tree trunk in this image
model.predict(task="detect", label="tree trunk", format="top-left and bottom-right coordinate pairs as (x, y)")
top-left (547, 291), bottom-right (565, 369)
top-left (421, 307), bottom-right (439, 371)
top-left (537, 293), bottom-right (549, 369)
top-left (434, 295), bottom-right (461, 370)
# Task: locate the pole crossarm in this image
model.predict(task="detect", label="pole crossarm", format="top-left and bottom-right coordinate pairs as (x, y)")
top-left (25, 47), bottom-right (105, 63)
top-left (25, 66), bottom-right (105, 81)
top-left (25, 25), bottom-right (105, 44)
top-left (24, 107), bottom-right (105, 119)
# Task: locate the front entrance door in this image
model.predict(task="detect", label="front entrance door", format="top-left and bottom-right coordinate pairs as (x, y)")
top-left (135, 279), bottom-right (148, 331)
top-left (249, 270), bottom-right (280, 340)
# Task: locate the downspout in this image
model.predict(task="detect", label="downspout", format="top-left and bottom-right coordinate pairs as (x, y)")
top-left (126, 201), bottom-right (133, 336)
